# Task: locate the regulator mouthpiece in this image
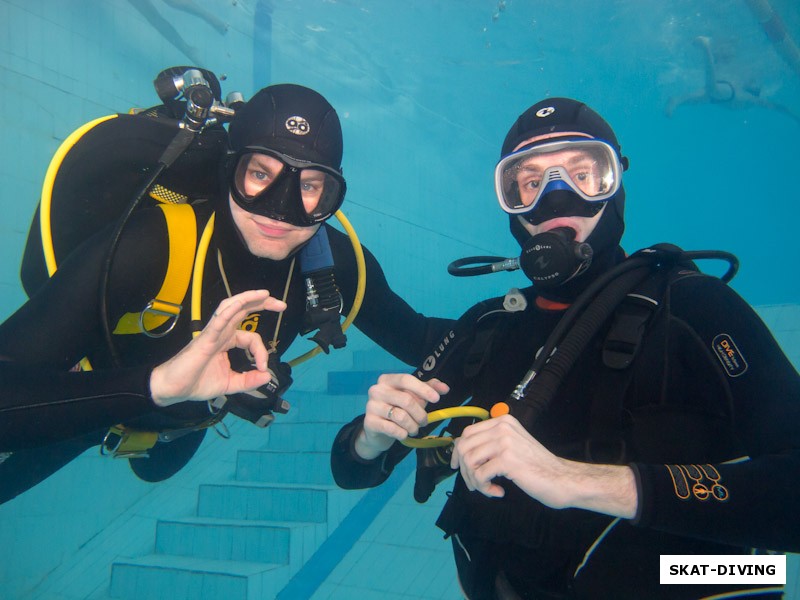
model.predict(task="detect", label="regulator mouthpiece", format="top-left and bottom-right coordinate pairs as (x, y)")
top-left (519, 228), bottom-right (593, 288)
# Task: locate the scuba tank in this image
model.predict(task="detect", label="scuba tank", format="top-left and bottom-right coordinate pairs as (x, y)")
top-left (21, 67), bottom-right (232, 299)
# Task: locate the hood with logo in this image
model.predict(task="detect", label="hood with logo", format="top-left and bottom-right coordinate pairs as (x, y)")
top-left (215, 84), bottom-right (344, 262)
top-left (501, 97), bottom-right (629, 302)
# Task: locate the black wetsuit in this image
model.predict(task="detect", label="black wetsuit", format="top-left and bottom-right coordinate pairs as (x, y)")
top-left (0, 201), bottom-right (450, 502)
top-left (331, 268), bottom-right (800, 599)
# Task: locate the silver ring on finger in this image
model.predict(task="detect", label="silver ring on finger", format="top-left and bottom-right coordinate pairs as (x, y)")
top-left (387, 407), bottom-right (395, 420)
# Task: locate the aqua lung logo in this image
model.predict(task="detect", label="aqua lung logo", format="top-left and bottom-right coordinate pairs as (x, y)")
top-left (525, 243), bottom-right (558, 280)
top-left (536, 107), bottom-right (556, 118)
top-left (535, 255), bottom-right (550, 269)
top-left (525, 243), bottom-right (553, 269)
top-left (285, 116), bottom-right (310, 135)
top-left (418, 330), bottom-right (457, 373)
top-left (712, 334), bottom-right (748, 377)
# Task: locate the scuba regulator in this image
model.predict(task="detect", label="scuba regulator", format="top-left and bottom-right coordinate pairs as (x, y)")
top-left (447, 227), bottom-right (593, 289)
top-left (152, 66), bottom-right (244, 130)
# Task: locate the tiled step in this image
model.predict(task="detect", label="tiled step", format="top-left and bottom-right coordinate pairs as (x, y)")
top-left (278, 390), bottom-right (366, 424)
top-left (266, 422), bottom-right (352, 452)
top-left (325, 347), bottom-right (409, 396)
top-left (155, 517), bottom-right (327, 566)
top-left (109, 555), bottom-right (290, 600)
top-left (105, 375), bottom-right (374, 600)
top-left (236, 449), bottom-right (335, 486)
top-left (197, 482), bottom-right (363, 526)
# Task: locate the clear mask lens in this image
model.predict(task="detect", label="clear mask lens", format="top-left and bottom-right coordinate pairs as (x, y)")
top-left (231, 151), bottom-right (346, 225)
top-left (495, 140), bottom-right (621, 214)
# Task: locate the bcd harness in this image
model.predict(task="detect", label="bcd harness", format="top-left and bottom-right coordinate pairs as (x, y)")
top-left (111, 202), bottom-right (198, 337)
top-left (408, 245), bottom-right (739, 503)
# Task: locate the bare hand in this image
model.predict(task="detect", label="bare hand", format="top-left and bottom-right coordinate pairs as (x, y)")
top-left (149, 290), bottom-right (286, 407)
top-left (355, 373), bottom-right (449, 460)
top-left (451, 414), bottom-right (571, 503)
top-left (451, 414), bottom-right (638, 518)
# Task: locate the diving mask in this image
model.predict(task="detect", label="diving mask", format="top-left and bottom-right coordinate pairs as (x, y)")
top-left (229, 148), bottom-right (346, 227)
top-left (495, 139), bottom-right (622, 216)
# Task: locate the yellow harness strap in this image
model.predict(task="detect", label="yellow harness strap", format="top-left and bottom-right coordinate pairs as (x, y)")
top-left (113, 203), bottom-right (197, 335)
top-left (101, 426), bottom-right (159, 458)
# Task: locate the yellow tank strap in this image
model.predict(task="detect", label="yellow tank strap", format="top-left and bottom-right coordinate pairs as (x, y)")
top-left (113, 203), bottom-right (198, 335)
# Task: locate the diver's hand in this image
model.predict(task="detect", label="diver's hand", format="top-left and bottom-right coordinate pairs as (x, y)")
top-left (354, 373), bottom-right (449, 460)
top-left (149, 290), bottom-right (287, 407)
top-left (451, 414), bottom-right (638, 519)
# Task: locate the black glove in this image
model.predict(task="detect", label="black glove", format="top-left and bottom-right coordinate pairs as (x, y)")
top-left (413, 446), bottom-right (457, 503)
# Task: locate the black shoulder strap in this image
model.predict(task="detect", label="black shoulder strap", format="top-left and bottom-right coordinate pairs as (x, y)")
top-left (601, 270), bottom-right (668, 370)
top-left (585, 265), bottom-right (694, 463)
top-left (411, 296), bottom-right (516, 503)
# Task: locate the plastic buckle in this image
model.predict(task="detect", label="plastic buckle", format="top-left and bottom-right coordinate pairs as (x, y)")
top-left (101, 425), bottom-right (158, 459)
top-left (140, 299), bottom-right (182, 338)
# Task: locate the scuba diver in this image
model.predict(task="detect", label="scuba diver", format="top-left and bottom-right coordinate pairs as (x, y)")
top-left (331, 97), bottom-right (800, 599)
top-left (0, 79), bottom-right (451, 504)
top-left (127, 0), bottom-right (228, 66)
top-left (665, 35), bottom-right (800, 125)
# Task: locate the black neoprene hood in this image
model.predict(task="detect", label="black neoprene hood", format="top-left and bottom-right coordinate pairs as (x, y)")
top-left (502, 97), bottom-right (629, 300)
top-left (501, 97), bottom-right (625, 161)
top-left (228, 84), bottom-right (344, 171)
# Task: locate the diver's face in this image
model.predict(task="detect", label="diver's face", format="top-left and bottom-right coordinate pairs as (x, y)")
top-left (238, 153), bottom-right (329, 216)
top-left (513, 131), bottom-right (603, 243)
top-left (229, 194), bottom-right (320, 260)
top-left (513, 150), bottom-right (611, 208)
